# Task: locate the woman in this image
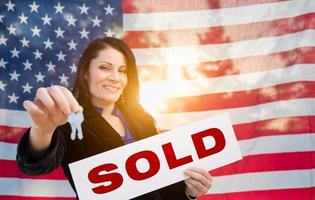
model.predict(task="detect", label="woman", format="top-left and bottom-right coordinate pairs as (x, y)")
top-left (16, 37), bottom-right (212, 199)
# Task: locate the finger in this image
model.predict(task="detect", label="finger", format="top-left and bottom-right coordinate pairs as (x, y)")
top-left (48, 86), bottom-right (72, 115)
top-left (58, 86), bottom-right (83, 112)
top-left (184, 179), bottom-right (197, 194)
top-left (23, 100), bottom-right (45, 116)
top-left (35, 87), bottom-right (60, 114)
top-left (184, 169), bottom-right (211, 188)
top-left (185, 178), bottom-right (205, 192)
top-left (187, 167), bottom-right (212, 181)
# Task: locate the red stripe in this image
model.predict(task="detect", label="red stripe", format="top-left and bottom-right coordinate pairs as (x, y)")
top-left (2, 151), bottom-right (314, 180)
top-left (198, 187), bottom-right (315, 200)
top-left (159, 81), bottom-right (315, 113)
top-left (138, 47), bottom-right (315, 82)
top-left (123, 0), bottom-right (287, 13)
top-left (234, 116), bottom-right (315, 141)
top-left (124, 13), bottom-right (315, 48)
top-left (210, 151), bottom-right (315, 176)
top-left (0, 126), bottom-right (27, 143)
top-left (0, 196), bottom-right (74, 200)
top-left (0, 161), bottom-right (67, 180)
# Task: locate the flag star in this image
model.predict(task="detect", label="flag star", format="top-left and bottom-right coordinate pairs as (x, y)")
top-left (43, 38), bottom-right (53, 49)
top-left (54, 2), bottom-right (64, 14)
top-left (5, 0), bottom-right (15, 12)
top-left (0, 58), bottom-right (8, 69)
top-left (18, 13), bottom-right (28, 24)
top-left (31, 25), bottom-right (41, 37)
top-left (0, 15), bottom-right (4, 23)
top-left (69, 63), bottom-right (77, 73)
top-left (23, 59), bottom-right (32, 70)
top-left (20, 37), bottom-right (30, 47)
top-left (59, 73), bottom-right (69, 85)
top-left (10, 47), bottom-right (20, 58)
top-left (55, 27), bottom-right (64, 38)
top-left (0, 35), bottom-right (8, 46)
top-left (56, 51), bottom-right (66, 61)
top-left (46, 61), bottom-right (56, 71)
top-left (79, 28), bottom-right (89, 39)
top-left (65, 15), bottom-right (77, 26)
top-left (0, 80), bottom-right (7, 91)
top-left (67, 40), bottom-right (77, 50)
top-left (22, 82), bottom-right (33, 93)
top-left (9, 70), bottom-right (21, 81)
top-left (29, 1), bottom-right (40, 13)
top-left (33, 49), bottom-right (43, 60)
top-left (35, 72), bottom-right (45, 82)
top-left (8, 93), bottom-right (19, 104)
top-left (7, 24), bottom-right (17, 35)
top-left (104, 4), bottom-right (114, 15)
top-left (104, 28), bottom-right (114, 37)
top-left (41, 14), bottom-right (52, 25)
top-left (79, 3), bottom-right (90, 15)
top-left (91, 16), bottom-right (101, 27)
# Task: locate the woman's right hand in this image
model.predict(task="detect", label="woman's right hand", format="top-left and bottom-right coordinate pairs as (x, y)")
top-left (23, 85), bottom-right (83, 133)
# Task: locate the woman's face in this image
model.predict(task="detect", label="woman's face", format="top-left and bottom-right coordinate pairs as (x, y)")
top-left (86, 46), bottom-right (128, 107)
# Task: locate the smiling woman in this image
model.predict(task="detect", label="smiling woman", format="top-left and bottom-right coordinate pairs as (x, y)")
top-left (16, 37), bottom-right (212, 200)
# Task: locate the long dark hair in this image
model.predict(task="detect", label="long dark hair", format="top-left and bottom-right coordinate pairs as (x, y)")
top-left (72, 37), bottom-right (156, 139)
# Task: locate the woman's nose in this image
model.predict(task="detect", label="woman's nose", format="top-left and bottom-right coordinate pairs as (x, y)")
top-left (108, 70), bottom-right (119, 81)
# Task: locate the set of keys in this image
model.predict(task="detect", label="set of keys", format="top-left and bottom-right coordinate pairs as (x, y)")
top-left (68, 112), bottom-right (84, 140)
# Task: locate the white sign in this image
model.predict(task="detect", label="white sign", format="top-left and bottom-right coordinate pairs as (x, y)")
top-left (69, 113), bottom-right (242, 200)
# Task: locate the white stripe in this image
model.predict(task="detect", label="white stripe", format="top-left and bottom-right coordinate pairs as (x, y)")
top-left (155, 98), bottom-right (315, 130)
top-left (133, 29), bottom-right (315, 65)
top-left (0, 169), bottom-right (313, 196)
top-left (2, 97), bottom-right (315, 130)
top-left (239, 134), bottom-right (315, 157)
top-left (208, 169), bottom-right (315, 194)
top-left (0, 178), bottom-right (75, 197)
top-left (123, 0), bottom-right (315, 31)
top-left (2, 133), bottom-right (314, 161)
top-left (141, 64), bottom-right (315, 98)
top-left (0, 108), bottom-right (31, 128)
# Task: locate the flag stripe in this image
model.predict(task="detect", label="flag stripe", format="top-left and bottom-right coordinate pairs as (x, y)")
top-left (200, 187), bottom-right (315, 200)
top-left (2, 115), bottom-right (314, 146)
top-left (2, 98), bottom-right (314, 131)
top-left (138, 47), bottom-right (315, 81)
top-left (0, 162), bottom-right (67, 180)
top-left (0, 126), bottom-right (27, 143)
top-left (125, 13), bottom-right (315, 48)
top-left (133, 29), bottom-right (315, 65)
top-left (233, 116), bottom-right (315, 141)
top-left (160, 81), bottom-right (315, 113)
top-left (2, 133), bottom-right (314, 162)
top-left (156, 98), bottom-right (315, 130)
top-left (3, 151), bottom-right (314, 180)
top-left (0, 196), bottom-right (74, 200)
top-left (1, 169), bottom-right (314, 197)
top-left (123, 0), bottom-right (314, 31)
top-left (211, 151), bottom-right (315, 176)
top-left (208, 169), bottom-right (315, 194)
top-left (123, 0), bottom-right (285, 13)
top-left (141, 64), bottom-right (315, 98)
top-left (0, 178), bottom-right (75, 197)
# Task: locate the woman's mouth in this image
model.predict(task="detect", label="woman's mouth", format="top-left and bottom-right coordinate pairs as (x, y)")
top-left (103, 85), bottom-right (119, 92)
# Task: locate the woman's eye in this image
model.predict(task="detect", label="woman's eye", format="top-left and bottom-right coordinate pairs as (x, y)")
top-left (100, 65), bottom-right (110, 70)
top-left (119, 69), bottom-right (127, 73)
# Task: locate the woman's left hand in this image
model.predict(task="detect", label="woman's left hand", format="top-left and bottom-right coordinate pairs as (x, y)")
top-left (184, 167), bottom-right (213, 198)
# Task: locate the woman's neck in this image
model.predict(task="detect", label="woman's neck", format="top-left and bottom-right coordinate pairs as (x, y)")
top-left (92, 102), bottom-right (116, 117)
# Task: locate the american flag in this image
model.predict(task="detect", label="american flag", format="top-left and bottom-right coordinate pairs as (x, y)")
top-left (1, 0), bottom-right (315, 199)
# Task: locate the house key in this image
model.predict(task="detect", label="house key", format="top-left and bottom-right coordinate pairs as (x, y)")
top-left (68, 112), bottom-right (84, 140)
